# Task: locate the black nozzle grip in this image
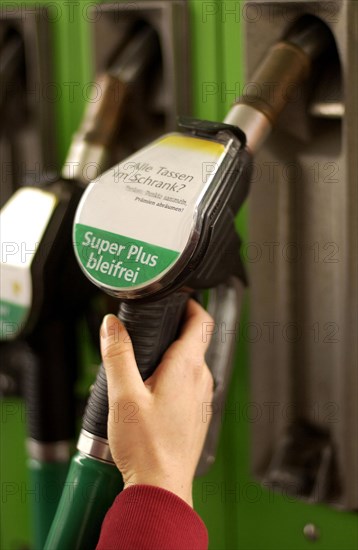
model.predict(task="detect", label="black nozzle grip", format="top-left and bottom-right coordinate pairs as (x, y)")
top-left (82, 292), bottom-right (190, 439)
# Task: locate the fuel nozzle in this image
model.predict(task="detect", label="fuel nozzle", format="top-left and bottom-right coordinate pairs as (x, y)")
top-left (0, 29), bottom-right (25, 122)
top-left (225, 15), bottom-right (334, 153)
top-left (62, 25), bottom-right (160, 184)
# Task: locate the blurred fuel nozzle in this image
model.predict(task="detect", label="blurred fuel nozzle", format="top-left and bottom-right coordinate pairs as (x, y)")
top-left (62, 25), bottom-right (159, 184)
top-left (225, 15), bottom-right (334, 153)
top-left (0, 30), bottom-right (25, 128)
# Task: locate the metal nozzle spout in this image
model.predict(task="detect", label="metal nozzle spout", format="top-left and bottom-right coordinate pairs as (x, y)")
top-left (225, 16), bottom-right (334, 153)
top-left (62, 26), bottom-right (159, 184)
top-left (284, 14), bottom-right (334, 60)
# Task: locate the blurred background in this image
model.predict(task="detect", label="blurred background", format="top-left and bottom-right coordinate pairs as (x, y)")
top-left (0, 1), bottom-right (357, 549)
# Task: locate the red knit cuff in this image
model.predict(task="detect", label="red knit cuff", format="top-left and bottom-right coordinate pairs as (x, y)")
top-left (96, 484), bottom-right (208, 550)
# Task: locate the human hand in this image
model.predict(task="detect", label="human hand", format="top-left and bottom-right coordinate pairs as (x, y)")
top-left (100, 299), bottom-right (214, 507)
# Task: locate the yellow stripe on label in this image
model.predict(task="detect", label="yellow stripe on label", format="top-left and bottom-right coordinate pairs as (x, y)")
top-left (159, 135), bottom-right (225, 155)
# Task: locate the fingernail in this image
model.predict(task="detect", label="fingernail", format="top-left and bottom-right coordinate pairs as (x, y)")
top-left (101, 314), bottom-right (119, 339)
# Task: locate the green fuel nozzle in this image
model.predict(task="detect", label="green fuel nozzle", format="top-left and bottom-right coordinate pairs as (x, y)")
top-left (45, 15), bottom-right (334, 550)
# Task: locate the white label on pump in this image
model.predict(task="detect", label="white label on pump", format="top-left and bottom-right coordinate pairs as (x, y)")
top-left (74, 133), bottom-right (227, 291)
top-left (0, 188), bottom-right (58, 339)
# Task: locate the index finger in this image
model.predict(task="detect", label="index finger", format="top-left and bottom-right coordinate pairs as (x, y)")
top-left (154, 299), bottom-right (214, 376)
top-left (177, 299), bottom-right (214, 356)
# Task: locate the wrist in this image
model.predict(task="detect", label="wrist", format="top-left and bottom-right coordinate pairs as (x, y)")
top-left (123, 474), bottom-right (193, 507)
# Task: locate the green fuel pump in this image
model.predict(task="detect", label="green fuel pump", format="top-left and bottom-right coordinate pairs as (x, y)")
top-left (0, 25), bottom-right (159, 549)
top-left (45, 15), bottom-right (333, 550)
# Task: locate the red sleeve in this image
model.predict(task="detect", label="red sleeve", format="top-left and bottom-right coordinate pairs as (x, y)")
top-left (96, 485), bottom-right (208, 550)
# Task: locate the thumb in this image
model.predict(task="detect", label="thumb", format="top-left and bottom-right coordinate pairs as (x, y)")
top-left (100, 314), bottom-right (144, 398)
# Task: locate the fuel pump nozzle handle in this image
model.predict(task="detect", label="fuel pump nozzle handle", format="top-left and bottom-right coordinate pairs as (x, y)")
top-left (75, 13), bottom-right (335, 473)
top-left (45, 15), bottom-right (334, 550)
top-left (81, 292), bottom-right (188, 448)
